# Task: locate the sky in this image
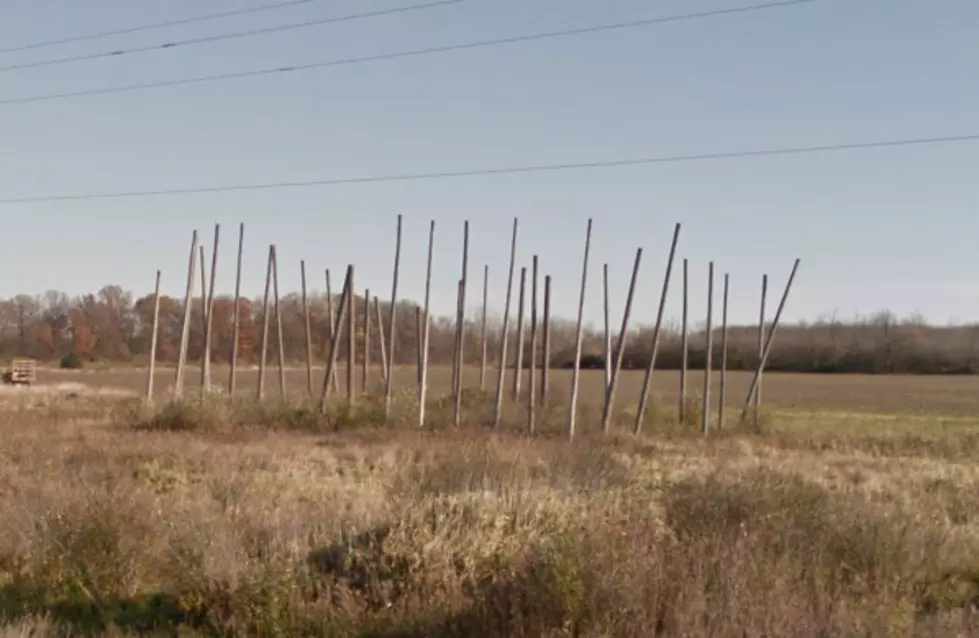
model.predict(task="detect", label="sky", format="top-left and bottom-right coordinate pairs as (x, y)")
top-left (0, 0), bottom-right (977, 330)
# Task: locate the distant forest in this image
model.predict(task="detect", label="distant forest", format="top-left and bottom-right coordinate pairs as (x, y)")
top-left (1, 286), bottom-right (976, 375)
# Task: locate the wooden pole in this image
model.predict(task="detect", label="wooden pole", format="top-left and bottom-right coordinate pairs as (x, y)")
top-left (229, 223), bottom-right (244, 396)
top-left (453, 279), bottom-right (466, 427)
top-left (174, 230), bottom-right (198, 400)
top-left (753, 274), bottom-right (768, 428)
top-left (634, 223), bottom-right (681, 434)
top-left (719, 273), bottom-right (730, 428)
top-left (528, 255), bottom-right (539, 434)
top-left (301, 260), bottom-right (313, 397)
top-left (272, 246), bottom-right (286, 397)
top-left (568, 219), bottom-right (593, 440)
top-left (453, 220), bottom-right (470, 425)
top-left (601, 247), bottom-right (642, 434)
top-left (479, 264), bottom-right (489, 390)
top-left (374, 297), bottom-right (389, 387)
top-left (419, 221), bottom-right (435, 426)
top-left (415, 306), bottom-right (423, 389)
top-left (347, 266), bottom-right (356, 406)
top-left (702, 262), bottom-right (715, 437)
top-left (202, 224), bottom-right (220, 397)
top-left (384, 214), bottom-right (402, 417)
top-left (512, 266), bottom-right (527, 399)
top-left (603, 263), bottom-right (611, 392)
top-left (740, 259), bottom-right (801, 420)
top-left (199, 245), bottom-right (207, 392)
top-left (493, 218), bottom-right (519, 429)
top-left (325, 270), bottom-right (339, 392)
top-left (541, 274), bottom-right (552, 409)
top-left (451, 280), bottom-right (461, 398)
top-left (257, 245), bottom-right (273, 400)
top-left (362, 287), bottom-right (371, 393)
top-left (318, 265), bottom-right (352, 411)
top-left (679, 258), bottom-right (689, 423)
top-left (145, 270), bottom-right (161, 405)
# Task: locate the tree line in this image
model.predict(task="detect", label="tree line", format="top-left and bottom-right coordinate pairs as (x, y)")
top-left (0, 287), bottom-right (975, 375)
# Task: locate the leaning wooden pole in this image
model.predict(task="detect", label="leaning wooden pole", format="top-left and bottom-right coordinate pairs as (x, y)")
top-left (452, 279), bottom-right (466, 427)
top-left (702, 262), bottom-right (715, 438)
top-left (325, 270), bottom-right (340, 393)
top-left (603, 263), bottom-right (612, 392)
top-left (198, 245), bottom-right (208, 392)
top-left (374, 297), bottom-right (389, 387)
top-left (418, 221), bottom-right (435, 426)
top-left (679, 258), bottom-right (689, 423)
top-left (145, 270), bottom-right (162, 405)
top-left (493, 218), bottom-right (519, 429)
top-left (318, 265), bottom-right (352, 411)
top-left (229, 222), bottom-right (244, 396)
top-left (601, 247), bottom-right (643, 434)
top-left (346, 266), bottom-right (356, 406)
top-left (202, 223), bottom-right (220, 397)
top-left (479, 264), bottom-right (489, 390)
top-left (541, 274), bottom-right (552, 409)
top-left (453, 220), bottom-right (470, 426)
top-left (511, 266), bottom-right (527, 400)
top-left (740, 259), bottom-right (801, 421)
top-left (528, 255), bottom-right (539, 434)
top-left (257, 245), bottom-right (273, 400)
top-left (362, 287), bottom-right (371, 393)
top-left (301, 260), bottom-right (313, 397)
top-left (568, 219), bottom-right (594, 440)
top-left (719, 273), bottom-right (730, 429)
top-left (634, 223), bottom-right (681, 434)
top-left (384, 214), bottom-right (402, 417)
top-left (753, 274), bottom-right (768, 427)
top-left (272, 246), bottom-right (286, 397)
top-left (174, 230), bottom-right (198, 400)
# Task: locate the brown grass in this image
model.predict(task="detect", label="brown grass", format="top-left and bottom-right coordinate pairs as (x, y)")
top-left (3, 372), bottom-right (979, 635)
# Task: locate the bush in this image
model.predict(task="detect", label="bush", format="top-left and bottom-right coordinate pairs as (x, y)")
top-left (60, 352), bottom-right (83, 369)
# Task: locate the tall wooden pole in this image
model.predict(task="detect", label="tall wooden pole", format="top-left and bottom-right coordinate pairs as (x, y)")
top-left (325, 270), bottom-right (339, 392)
top-left (257, 245), bottom-right (273, 400)
top-left (679, 258), bottom-right (689, 423)
top-left (419, 222), bottom-right (435, 426)
top-left (346, 266), bottom-right (355, 406)
top-left (384, 214), bottom-right (402, 417)
top-left (374, 297), bottom-right (389, 387)
top-left (568, 219), bottom-right (593, 440)
top-left (600, 248), bottom-right (642, 434)
top-left (229, 223), bottom-right (244, 395)
top-left (512, 266), bottom-right (527, 399)
top-left (202, 224), bottom-right (220, 397)
top-left (272, 246), bottom-right (286, 397)
top-left (174, 230), bottom-right (198, 400)
top-left (301, 260), bottom-right (313, 397)
top-left (199, 245), bottom-right (207, 392)
top-left (541, 274), bottom-right (552, 409)
top-left (145, 270), bottom-right (161, 405)
top-left (479, 264), bottom-right (489, 390)
top-left (719, 273), bottom-right (730, 429)
top-left (318, 265), bottom-right (352, 411)
top-left (702, 262), bottom-right (715, 437)
top-left (493, 218), bottom-right (518, 429)
top-left (603, 263), bottom-right (611, 392)
top-left (453, 220), bottom-right (470, 425)
top-left (528, 255), bottom-right (539, 434)
top-left (753, 274), bottom-right (768, 427)
top-left (362, 287), bottom-right (371, 393)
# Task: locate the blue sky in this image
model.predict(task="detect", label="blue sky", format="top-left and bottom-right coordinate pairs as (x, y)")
top-left (1, 0), bottom-right (977, 329)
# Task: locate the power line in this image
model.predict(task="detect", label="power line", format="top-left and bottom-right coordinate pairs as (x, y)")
top-left (2, 133), bottom-right (975, 205)
top-left (0, 0), bottom-right (819, 106)
top-left (0, 0), bottom-right (324, 56)
top-left (0, 0), bottom-right (464, 74)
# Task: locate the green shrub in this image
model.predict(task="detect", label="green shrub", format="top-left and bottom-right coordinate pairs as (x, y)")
top-left (60, 352), bottom-right (84, 369)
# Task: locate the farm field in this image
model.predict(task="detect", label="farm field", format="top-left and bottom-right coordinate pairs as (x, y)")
top-left (2, 368), bottom-right (979, 636)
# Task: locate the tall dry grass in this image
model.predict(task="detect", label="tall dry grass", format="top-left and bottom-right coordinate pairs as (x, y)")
top-left (1, 390), bottom-right (979, 636)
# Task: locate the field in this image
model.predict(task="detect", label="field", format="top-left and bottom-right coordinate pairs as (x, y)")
top-left (3, 366), bottom-right (979, 636)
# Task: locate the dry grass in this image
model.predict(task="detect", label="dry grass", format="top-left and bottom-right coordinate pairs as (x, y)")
top-left (3, 372), bottom-right (979, 635)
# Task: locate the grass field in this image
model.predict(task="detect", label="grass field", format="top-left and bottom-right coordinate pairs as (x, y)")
top-left (3, 366), bottom-right (979, 636)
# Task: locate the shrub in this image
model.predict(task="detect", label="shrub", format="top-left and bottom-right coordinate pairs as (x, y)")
top-left (60, 352), bottom-right (83, 369)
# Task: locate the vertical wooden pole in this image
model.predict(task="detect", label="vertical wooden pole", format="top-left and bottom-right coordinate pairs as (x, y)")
top-left (318, 265), bottom-right (352, 411)
top-left (453, 220), bottom-right (470, 425)
top-left (384, 214), bottom-right (402, 417)
top-left (541, 274), bottom-right (552, 409)
top-left (325, 270), bottom-right (340, 392)
top-left (301, 260), bottom-right (313, 397)
top-left (145, 270), bottom-right (161, 405)
top-left (511, 267), bottom-right (527, 399)
top-left (415, 306), bottom-right (423, 389)
top-left (702, 262), bottom-right (715, 437)
top-left (202, 224), bottom-right (220, 397)
top-left (679, 258), bottom-right (689, 422)
top-left (272, 246), bottom-right (286, 397)
top-left (452, 279), bottom-right (465, 427)
top-left (347, 266), bottom-right (356, 406)
top-left (229, 222), bottom-right (244, 396)
top-left (199, 245), bottom-right (207, 392)
top-left (568, 219), bottom-right (593, 440)
top-left (741, 259), bottom-right (801, 419)
top-left (603, 263), bottom-right (611, 392)
top-left (635, 223), bottom-right (681, 434)
top-left (451, 281), bottom-right (462, 398)
top-left (362, 287), bottom-right (371, 393)
top-left (601, 247), bottom-right (643, 434)
top-left (174, 230), bottom-right (198, 400)
top-left (419, 221), bottom-right (435, 426)
top-left (493, 218), bottom-right (518, 429)
top-left (257, 245), bottom-right (273, 400)
top-left (719, 273), bottom-right (730, 429)
top-left (374, 297), bottom-right (389, 387)
top-left (479, 264), bottom-right (489, 390)
top-left (754, 274), bottom-right (768, 427)
top-left (528, 255), bottom-right (539, 434)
